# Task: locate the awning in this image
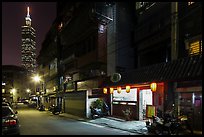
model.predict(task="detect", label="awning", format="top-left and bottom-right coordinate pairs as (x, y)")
top-left (103, 54), bottom-right (202, 87)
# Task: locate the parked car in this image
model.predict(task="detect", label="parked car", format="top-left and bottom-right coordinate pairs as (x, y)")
top-left (2, 102), bottom-right (13, 107)
top-left (2, 102), bottom-right (10, 107)
top-left (22, 99), bottom-right (29, 104)
top-left (2, 106), bottom-right (20, 135)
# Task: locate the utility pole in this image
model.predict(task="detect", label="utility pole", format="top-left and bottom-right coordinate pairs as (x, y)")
top-left (57, 22), bottom-right (63, 108)
top-left (171, 2), bottom-right (179, 61)
top-left (171, 2), bottom-right (179, 116)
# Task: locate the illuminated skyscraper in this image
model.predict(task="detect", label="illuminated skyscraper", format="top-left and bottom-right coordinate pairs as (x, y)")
top-left (21, 7), bottom-right (36, 74)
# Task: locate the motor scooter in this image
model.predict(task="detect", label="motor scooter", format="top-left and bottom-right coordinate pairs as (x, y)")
top-left (38, 104), bottom-right (45, 111)
top-left (90, 106), bottom-right (109, 119)
top-left (52, 106), bottom-right (61, 115)
top-left (146, 115), bottom-right (173, 135)
top-left (48, 104), bottom-right (55, 112)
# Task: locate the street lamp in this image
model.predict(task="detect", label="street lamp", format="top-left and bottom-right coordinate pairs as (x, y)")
top-left (26, 88), bottom-right (31, 98)
top-left (10, 88), bottom-right (16, 103)
top-left (32, 74), bottom-right (41, 83)
top-left (11, 88), bottom-right (16, 93)
top-left (32, 74), bottom-right (41, 107)
top-left (26, 88), bottom-right (31, 93)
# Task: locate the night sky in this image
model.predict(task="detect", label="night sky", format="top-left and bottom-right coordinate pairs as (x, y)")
top-left (2, 2), bottom-right (56, 66)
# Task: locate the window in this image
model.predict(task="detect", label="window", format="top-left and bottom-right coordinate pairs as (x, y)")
top-left (188, 2), bottom-right (195, 6)
top-left (189, 40), bottom-right (202, 55)
top-left (2, 89), bottom-right (5, 93)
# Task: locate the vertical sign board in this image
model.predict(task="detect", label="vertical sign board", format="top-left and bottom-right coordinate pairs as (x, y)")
top-left (146, 105), bottom-right (156, 118)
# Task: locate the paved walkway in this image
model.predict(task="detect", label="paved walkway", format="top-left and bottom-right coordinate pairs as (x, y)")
top-left (88, 116), bottom-right (148, 135)
top-left (58, 112), bottom-right (148, 135)
top-left (49, 112), bottom-right (202, 135)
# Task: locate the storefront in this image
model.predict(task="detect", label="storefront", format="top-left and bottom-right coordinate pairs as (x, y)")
top-left (103, 82), bottom-right (165, 120)
top-left (102, 55), bottom-right (202, 123)
top-left (176, 80), bottom-right (202, 131)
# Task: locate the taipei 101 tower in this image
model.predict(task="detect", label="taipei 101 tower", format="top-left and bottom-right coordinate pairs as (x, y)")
top-left (21, 7), bottom-right (36, 74)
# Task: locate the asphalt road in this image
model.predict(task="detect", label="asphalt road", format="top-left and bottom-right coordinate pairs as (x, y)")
top-left (15, 103), bottom-right (134, 135)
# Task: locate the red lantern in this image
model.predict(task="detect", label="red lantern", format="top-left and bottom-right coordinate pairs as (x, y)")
top-left (110, 88), bottom-right (114, 94)
top-left (150, 82), bottom-right (157, 92)
top-left (117, 87), bottom-right (121, 94)
top-left (103, 88), bottom-right (108, 94)
top-left (126, 85), bottom-right (131, 93)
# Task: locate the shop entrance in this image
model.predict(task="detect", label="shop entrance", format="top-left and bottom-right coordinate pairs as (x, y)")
top-left (179, 92), bottom-right (202, 131)
top-left (139, 89), bottom-right (152, 120)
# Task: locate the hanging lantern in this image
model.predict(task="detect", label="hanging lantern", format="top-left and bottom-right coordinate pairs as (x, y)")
top-left (150, 82), bottom-right (157, 92)
top-left (110, 87), bottom-right (114, 94)
top-left (117, 86), bottom-right (121, 94)
top-left (126, 85), bottom-right (131, 93)
top-left (103, 88), bottom-right (108, 94)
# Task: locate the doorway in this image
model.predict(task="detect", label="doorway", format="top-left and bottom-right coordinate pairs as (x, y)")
top-left (179, 92), bottom-right (202, 131)
top-left (139, 89), bottom-right (153, 120)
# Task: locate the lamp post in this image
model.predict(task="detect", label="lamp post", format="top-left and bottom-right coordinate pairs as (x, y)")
top-left (10, 88), bottom-right (16, 103)
top-left (32, 74), bottom-right (41, 107)
top-left (26, 89), bottom-right (31, 98)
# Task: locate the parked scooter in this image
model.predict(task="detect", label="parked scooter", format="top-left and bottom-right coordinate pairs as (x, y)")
top-left (146, 112), bottom-right (191, 135)
top-left (176, 115), bottom-right (194, 135)
top-left (90, 104), bottom-right (109, 119)
top-left (38, 104), bottom-right (45, 111)
top-left (48, 104), bottom-right (55, 112)
top-left (51, 105), bottom-right (61, 115)
top-left (146, 114), bottom-right (178, 135)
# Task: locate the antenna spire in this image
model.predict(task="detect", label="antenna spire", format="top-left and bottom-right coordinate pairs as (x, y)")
top-left (27, 7), bottom-right (30, 17)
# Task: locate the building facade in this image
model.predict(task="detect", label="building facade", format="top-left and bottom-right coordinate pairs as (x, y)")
top-left (103, 2), bottom-right (202, 132)
top-left (2, 65), bottom-right (30, 103)
top-left (36, 2), bottom-right (202, 132)
top-left (37, 2), bottom-right (135, 118)
top-left (21, 7), bottom-right (36, 74)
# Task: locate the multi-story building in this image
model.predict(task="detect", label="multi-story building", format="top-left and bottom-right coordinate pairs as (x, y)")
top-left (37, 2), bottom-right (202, 132)
top-left (21, 7), bottom-right (36, 74)
top-left (37, 2), bottom-right (135, 118)
top-left (103, 2), bottom-right (202, 132)
top-left (2, 65), bottom-right (30, 103)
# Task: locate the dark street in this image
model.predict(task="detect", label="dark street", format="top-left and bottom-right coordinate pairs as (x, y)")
top-left (16, 103), bottom-right (135, 135)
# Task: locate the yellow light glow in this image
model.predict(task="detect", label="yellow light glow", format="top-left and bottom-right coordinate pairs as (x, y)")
top-left (11, 88), bottom-right (16, 93)
top-left (32, 74), bottom-right (41, 83)
top-left (126, 85), bottom-right (131, 93)
top-left (117, 87), bottom-right (122, 94)
top-left (150, 83), bottom-right (157, 92)
top-left (103, 88), bottom-right (108, 94)
top-left (189, 41), bottom-right (201, 55)
top-left (26, 89), bottom-right (31, 93)
top-left (110, 88), bottom-right (114, 94)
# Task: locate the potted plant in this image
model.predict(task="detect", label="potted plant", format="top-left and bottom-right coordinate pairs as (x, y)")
top-left (122, 108), bottom-right (132, 121)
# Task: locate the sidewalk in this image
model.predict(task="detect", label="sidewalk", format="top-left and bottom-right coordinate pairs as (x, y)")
top-left (88, 116), bottom-right (148, 135)
top-left (56, 112), bottom-right (202, 135)
top-left (58, 112), bottom-right (148, 135)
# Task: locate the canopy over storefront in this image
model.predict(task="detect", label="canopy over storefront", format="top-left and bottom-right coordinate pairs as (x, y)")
top-left (103, 54), bottom-right (202, 87)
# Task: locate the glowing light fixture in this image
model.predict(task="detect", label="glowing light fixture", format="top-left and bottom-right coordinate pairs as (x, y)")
top-left (32, 74), bottom-right (41, 83)
top-left (103, 88), bottom-right (108, 94)
top-left (26, 89), bottom-right (31, 93)
top-left (110, 88), bottom-right (114, 94)
top-left (117, 86), bottom-right (121, 94)
top-left (150, 82), bottom-right (157, 92)
top-left (10, 88), bottom-right (16, 94)
top-left (126, 85), bottom-right (131, 93)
